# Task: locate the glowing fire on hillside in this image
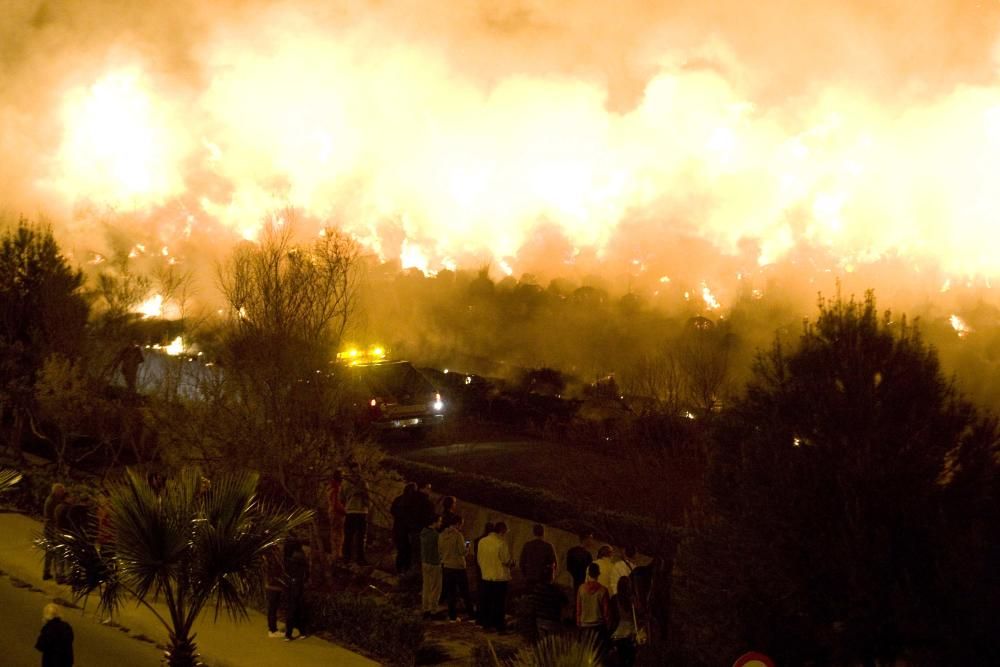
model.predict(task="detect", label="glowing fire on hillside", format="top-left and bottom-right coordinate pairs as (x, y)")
top-left (43, 56), bottom-right (1000, 281)
top-left (950, 314), bottom-right (973, 339)
top-left (5, 1), bottom-right (1000, 295)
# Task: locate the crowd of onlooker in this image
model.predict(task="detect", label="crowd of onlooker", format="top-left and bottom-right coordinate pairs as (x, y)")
top-left (41, 482), bottom-right (113, 583)
top-left (39, 470), bottom-right (649, 662)
top-left (381, 480), bottom-right (650, 665)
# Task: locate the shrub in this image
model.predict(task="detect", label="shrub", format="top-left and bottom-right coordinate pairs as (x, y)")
top-left (304, 591), bottom-right (424, 665)
top-left (473, 634), bottom-right (603, 667)
top-left (472, 640), bottom-right (519, 666)
top-left (507, 632), bottom-right (602, 666)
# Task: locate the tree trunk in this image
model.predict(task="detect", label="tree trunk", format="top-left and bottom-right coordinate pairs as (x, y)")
top-left (165, 631), bottom-right (202, 667)
top-left (7, 410), bottom-right (24, 462)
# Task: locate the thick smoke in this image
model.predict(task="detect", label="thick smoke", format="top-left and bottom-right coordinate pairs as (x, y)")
top-left (2, 0), bottom-right (1000, 403)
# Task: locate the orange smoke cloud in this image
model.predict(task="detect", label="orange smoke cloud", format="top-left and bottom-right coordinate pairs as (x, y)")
top-left (4, 0), bottom-right (1000, 282)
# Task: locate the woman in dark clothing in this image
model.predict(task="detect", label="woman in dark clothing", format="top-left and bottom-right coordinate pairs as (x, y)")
top-left (390, 483), bottom-right (417, 573)
top-left (36, 603), bottom-right (74, 667)
top-left (611, 576), bottom-right (638, 667)
top-left (264, 545), bottom-right (285, 637)
top-left (283, 540), bottom-right (309, 641)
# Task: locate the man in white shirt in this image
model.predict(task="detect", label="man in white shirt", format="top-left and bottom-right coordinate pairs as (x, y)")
top-left (594, 545), bottom-right (614, 591)
top-left (476, 521), bottom-right (514, 633)
top-left (609, 545), bottom-right (637, 598)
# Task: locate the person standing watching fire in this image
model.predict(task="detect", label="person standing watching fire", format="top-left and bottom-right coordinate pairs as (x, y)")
top-left (339, 463), bottom-right (370, 565)
top-left (477, 521), bottom-right (514, 633)
top-left (117, 342), bottom-right (144, 394)
top-left (420, 514), bottom-right (443, 618)
top-left (42, 483), bottom-right (66, 581)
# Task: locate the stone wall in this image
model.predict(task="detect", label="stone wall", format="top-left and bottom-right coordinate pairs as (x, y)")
top-left (371, 479), bottom-right (601, 591)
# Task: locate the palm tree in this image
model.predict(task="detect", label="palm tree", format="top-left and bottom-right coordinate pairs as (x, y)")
top-left (492, 632), bottom-right (603, 666)
top-left (0, 468), bottom-right (22, 493)
top-left (38, 468), bottom-right (313, 667)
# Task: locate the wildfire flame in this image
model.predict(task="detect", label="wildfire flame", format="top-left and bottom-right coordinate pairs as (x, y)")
top-left (701, 283), bottom-right (722, 310)
top-left (949, 315), bottom-right (972, 339)
top-left (135, 294), bottom-right (164, 319)
top-left (133, 294), bottom-right (182, 320)
top-left (164, 336), bottom-right (185, 356)
top-left (8, 2), bottom-right (1000, 286)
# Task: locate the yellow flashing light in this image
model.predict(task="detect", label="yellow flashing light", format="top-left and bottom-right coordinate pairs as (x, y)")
top-left (337, 344), bottom-right (388, 365)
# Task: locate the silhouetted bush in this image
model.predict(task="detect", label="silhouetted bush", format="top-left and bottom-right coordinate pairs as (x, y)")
top-left (384, 456), bottom-right (679, 554)
top-left (304, 591), bottom-right (424, 666)
top-left (472, 640), bottom-right (519, 666)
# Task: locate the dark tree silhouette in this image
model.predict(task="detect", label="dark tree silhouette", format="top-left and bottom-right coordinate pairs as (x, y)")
top-left (671, 292), bottom-right (999, 666)
top-left (0, 220), bottom-right (88, 457)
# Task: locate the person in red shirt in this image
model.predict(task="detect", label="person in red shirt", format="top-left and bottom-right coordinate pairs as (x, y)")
top-left (576, 562), bottom-right (611, 653)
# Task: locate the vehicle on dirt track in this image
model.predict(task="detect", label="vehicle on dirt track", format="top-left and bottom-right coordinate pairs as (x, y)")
top-left (344, 359), bottom-right (446, 433)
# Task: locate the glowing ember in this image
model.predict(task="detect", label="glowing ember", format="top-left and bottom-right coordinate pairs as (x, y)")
top-left (701, 283), bottom-right (721, 310)
top-left (165, 337), bottom-right (185, 356)
top-left (949, 315), bottom-right (972, 339)
top-left (133, 294), bottom-right (182, 320)
top-left (400, 240), bottom-right (431, 275)
top-left (135, 294), bottom-right (164, 319)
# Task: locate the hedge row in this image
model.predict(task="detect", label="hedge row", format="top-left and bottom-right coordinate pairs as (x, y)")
top-left (303, 591), bottom-right (424, 666)
top-left (383, 456), bottom-right (681, 555)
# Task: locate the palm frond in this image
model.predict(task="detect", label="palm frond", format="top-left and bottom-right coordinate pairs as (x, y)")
top-left (505, 632), bottom-right (604, 667)
top-left (35, 525), bottom-right (126, 617)
top-left (37, 465), bottom-right (313, 660)
top-left (190, 477), bottom-right (313, 624)
top-left (108, 469), bottom-right (190, 602)
top-left (0, 468), bottom-right (23, 494)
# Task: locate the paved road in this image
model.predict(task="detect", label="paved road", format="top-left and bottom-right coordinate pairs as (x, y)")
top-left (0, 511), bottom-right (378, 667)
top-left (0, 576), bottom-right (163, 666)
